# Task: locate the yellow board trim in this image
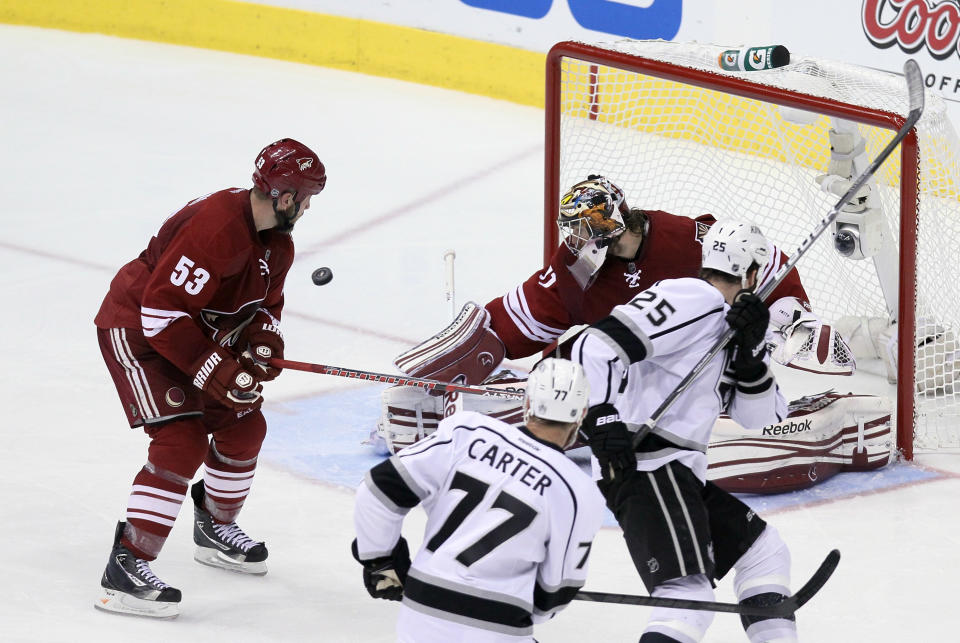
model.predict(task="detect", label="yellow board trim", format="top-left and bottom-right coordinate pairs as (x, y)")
top-left (0, 0), bottom-right (545, 107)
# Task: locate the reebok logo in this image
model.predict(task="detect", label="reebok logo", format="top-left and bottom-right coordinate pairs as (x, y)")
top-left (762, 419), bottom-right (812, 436)
top-left (193, 352), bottom-right (222, 389)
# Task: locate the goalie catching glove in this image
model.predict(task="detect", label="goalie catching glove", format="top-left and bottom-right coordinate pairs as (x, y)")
top-left (351, 537), bottom-right (411, 601)
top-left (237, 309), bottom-right (284, 381)
top-left (767, 296), bottom-right (855, 376)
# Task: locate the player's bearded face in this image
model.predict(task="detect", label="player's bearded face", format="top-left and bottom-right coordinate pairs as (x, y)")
top-left (274, 194), bottom-right (309, 233)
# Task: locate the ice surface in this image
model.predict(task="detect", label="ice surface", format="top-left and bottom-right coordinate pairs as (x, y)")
top-left (1, 25), bottom-right (958, 642)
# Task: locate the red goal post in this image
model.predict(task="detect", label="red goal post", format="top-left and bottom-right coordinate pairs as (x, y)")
top-left (544, 40), bottom-right (960, 460)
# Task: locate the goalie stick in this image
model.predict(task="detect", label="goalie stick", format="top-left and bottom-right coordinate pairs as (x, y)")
top-left (630, 59), bottom-right (925, 450)
top-left (268, 357), bottom-right (524, 399)
top-left (574, 549), bottom-right (840, 617)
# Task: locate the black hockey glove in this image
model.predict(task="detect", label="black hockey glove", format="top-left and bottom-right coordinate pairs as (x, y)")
top-left (580, 403), bottom-right (636, 481)
top-left (726, 291), bottom-right (770, 381)
top-left (351, 537), bottom-right (411, 601)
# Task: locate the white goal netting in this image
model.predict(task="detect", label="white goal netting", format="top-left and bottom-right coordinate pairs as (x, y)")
top-left (548, 40), bottom-right (960, 455)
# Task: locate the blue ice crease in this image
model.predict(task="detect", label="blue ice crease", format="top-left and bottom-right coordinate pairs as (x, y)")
top-left (263, 386), bottom-right (947, 525)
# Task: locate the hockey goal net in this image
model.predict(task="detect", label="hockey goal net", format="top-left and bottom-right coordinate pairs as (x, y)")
top-left (544, 40), bottom-right (960, 459)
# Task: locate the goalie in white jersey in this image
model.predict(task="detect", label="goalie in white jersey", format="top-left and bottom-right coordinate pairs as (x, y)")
top-left (352, 358), bottom-right (605, 642)
top-left (574, 221), bottom-right (800, 643)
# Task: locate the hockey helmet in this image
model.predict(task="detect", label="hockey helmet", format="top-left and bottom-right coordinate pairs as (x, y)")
top-left (253, 138), bottom-right (326, 203)
top-left (701, 220), bottom-right (771, 289)
top-left (523, 358), bottom-right (590, 427)
top-left (557, 175), bottom-right (628, 255)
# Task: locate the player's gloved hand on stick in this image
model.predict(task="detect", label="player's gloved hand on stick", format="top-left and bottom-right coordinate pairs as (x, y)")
top-left (351, 537), bottom-right (411, 601)
top-left (580, 403), bottom-right (636, 481)
top-left (191, 349), bottom-right (263, 411)
top-left (726, 291), bottom-right (770, 381)
top-left (238, 312), bottom-right (284, 381)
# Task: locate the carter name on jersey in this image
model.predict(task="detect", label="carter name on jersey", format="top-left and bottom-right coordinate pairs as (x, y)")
top-left (467, 437), bottom-right (553, 495)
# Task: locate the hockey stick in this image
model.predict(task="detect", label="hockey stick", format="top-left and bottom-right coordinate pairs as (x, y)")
top-left (574, 548), bottom-right (840, 617)
top-left (268, 357), bottom-right (524, 399)
top-left (630, 59), bottom-right (925, 450)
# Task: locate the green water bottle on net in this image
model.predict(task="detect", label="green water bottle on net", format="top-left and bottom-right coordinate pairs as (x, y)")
top-left (719, 45), bottom-right (790, 71)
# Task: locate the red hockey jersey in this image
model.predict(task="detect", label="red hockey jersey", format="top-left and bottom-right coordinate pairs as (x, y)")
top-left (94, 188), bottom-right (293, 375)
top-left (485, 211), bottom-right (809, 359)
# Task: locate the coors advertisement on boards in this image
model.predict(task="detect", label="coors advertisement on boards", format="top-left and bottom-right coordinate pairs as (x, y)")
top-left (862, 0), bottom-right (960, 103)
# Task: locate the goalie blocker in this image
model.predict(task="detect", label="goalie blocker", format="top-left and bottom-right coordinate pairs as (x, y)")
top-left (393, 301), bottom-right (505, 383)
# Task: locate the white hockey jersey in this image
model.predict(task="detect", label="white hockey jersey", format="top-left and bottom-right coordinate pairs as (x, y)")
top-left (354, 410), bottom-right (605, 641)
top-left (571, 277), bottom-right (788, 482)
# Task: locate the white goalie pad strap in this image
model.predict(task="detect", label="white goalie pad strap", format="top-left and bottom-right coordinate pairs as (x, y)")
top-left (393, 301), bottom-right (505, 384)
top-left (707, 392), bottom-right (893, 494)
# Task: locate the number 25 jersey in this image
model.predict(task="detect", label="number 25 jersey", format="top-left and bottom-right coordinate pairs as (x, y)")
top-left (572, 277), bottom-right (788, 482)
top-left (354, 411), bottom-right (605, 637)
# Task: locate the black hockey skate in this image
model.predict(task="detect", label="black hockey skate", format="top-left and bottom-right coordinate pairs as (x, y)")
top-left (192, 480), bottom-right (268, 575)
top-left (95, 521), bottom-right (181, 619)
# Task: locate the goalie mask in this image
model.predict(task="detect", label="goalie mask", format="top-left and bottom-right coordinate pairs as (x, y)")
top-left (557, 175), bottom-right (628, 287)
top-left (701, 220), bottom-right (771, 289)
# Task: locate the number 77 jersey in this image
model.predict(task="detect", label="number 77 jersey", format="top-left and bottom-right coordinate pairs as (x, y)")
top-left (353, 410), bottom-right (605, 640)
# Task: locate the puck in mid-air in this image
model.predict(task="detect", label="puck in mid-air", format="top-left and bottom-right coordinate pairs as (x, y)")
top-left (312, 267), bottom-right (333, 286)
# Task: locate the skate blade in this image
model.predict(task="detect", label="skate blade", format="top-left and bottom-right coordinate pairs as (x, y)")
top-left (94, 587), bottom-right (179, 619)
top-left (194, 546), bottom-right (268, 575)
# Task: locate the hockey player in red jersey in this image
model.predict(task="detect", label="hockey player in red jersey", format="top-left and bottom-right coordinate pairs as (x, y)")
top-left (377, 175), bottom-right (857, 457)
top-left (93, 138), bottom-right (326, 618)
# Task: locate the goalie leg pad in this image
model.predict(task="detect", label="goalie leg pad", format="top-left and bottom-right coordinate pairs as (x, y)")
top-left (463, 369), bottom-right (526, 427)
top-left (376, 386), bottom-right (443, 455)
top-left (393, 302), bottom-right (505, 384)
top-left (707, 392), bottom-right (893, 493)
top-left (375, 370), bottom-right (527, 455)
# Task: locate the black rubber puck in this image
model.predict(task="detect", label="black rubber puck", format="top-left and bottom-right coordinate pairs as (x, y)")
top-left (312, 267), bottom-right (333, 286)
